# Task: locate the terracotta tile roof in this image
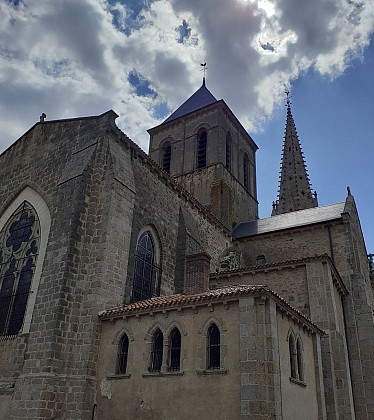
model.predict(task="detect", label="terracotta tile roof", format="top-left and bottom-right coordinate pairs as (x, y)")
top-left (98, 285), bottom-right (324, 335)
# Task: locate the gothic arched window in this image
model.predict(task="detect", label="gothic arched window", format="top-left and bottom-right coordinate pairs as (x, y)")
top-left (225, 132), bottom-right (232, 170)
top-left (131, 230), bottom-right (160, 302)
top-left (169, 327), bottom-right (181, 371)
top-left (207, 323), bottom-right (220, 369)
top-left (0, 202), bottom-right (40, 336)
top-left (243, 152), bottom-right (250, 189)
top-left (289, 333), bottom-right (297, 379)
top-left (296, 337), bottom-right (304, 381)
top-left (150, 329), bottom-right (163, 372)
top-left (197, 130), bottom-right (207, 169)
top-left (161, 141), bottom-right (171, 174)
top-left (116, 334), bottom-right (129, 375)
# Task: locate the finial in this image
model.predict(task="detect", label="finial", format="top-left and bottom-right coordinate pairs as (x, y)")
top-left (200, 62), bottom-right (207, 85)
top-left (347, 186), bottom-right (351, 196)
top-left (40, 113), bottom-right (46, 123)
top-left (285, 90), bottom-right (292, 109)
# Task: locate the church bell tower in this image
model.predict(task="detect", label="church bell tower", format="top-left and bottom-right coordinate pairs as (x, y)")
top-left (148, 79), bottom-right (258, 229)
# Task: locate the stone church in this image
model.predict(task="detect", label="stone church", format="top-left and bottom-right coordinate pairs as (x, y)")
top-left (0, 79), bottom-right (373, 420)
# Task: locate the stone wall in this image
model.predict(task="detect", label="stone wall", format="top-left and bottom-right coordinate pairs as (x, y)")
top-left (96, 301), bottom-right (241, 420)
top-left (0, 111), bottom-right (230, 419)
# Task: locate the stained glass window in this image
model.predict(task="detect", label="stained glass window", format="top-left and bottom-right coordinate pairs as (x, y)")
top-left (0, 202), bottom-right (40, 336)
top-left (131, 231), bottom-right (160, 302)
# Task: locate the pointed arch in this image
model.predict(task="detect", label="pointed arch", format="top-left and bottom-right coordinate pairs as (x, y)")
top-left (131, 225), bottom-right (161, 302)
top-left (287, 328), bottom-right (305, 381)
top-left (0, 187), bottom-right (51, 335)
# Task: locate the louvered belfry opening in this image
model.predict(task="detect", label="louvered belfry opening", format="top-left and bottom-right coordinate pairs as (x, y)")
top-left (197, 130), bottom-right (207, 168)
top-left (162, 142), bottom-right (171, 174)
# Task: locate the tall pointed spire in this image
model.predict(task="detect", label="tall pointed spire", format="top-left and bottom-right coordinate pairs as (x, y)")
top-left (272, 93), bottom-right (318, 215)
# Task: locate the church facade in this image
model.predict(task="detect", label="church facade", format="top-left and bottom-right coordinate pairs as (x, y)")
top-left (0, 81), bottom-right (373, 420)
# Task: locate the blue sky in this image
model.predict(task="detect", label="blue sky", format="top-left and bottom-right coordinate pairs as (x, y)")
top-left (0, 0), bottom-right (373, 251)
top-left (256, 42), bottom-right (374, 251)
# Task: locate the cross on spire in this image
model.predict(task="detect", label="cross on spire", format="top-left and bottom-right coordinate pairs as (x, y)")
top-left (200, 62), bottom-right (207, 85)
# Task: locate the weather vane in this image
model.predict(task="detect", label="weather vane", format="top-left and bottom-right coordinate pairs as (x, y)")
top-left (200, 62), bottom-right (207, 84)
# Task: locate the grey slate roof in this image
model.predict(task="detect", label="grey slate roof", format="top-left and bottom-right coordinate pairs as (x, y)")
top-left (163, 82), bottom-right (217, 124)
top-left (234, 202), bottom-right (346, 238)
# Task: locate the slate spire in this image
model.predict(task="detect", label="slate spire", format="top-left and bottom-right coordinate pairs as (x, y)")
top-left (272, 95), bottom-right (318, 215)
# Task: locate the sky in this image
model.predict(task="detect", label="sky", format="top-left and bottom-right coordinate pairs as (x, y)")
top-left (0, 0), bottom-right (373, 251)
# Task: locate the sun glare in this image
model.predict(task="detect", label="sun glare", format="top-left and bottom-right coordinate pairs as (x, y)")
top-left (239, 0), bottom-right (275, 17)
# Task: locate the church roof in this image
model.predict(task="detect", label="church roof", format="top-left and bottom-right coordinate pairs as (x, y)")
top-left (162, 80), bottom-right (218, 124)
top-left (234, 202), bottom-right (346, 238)
top-left (98, 285), bottom-right (324, 334)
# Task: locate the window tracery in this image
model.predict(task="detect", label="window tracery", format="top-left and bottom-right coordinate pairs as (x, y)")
top-left (0, 202), bottom-right (40, 336)
top-left (131, 230), bottom-right (161, 302)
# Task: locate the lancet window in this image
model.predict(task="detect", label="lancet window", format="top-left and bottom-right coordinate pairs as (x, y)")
top-left (162, 142), bottom-right (171, 174)
top-left (207, 323), bottom-right (220, 369)
top-left (150, 329), bottom-right (163, 372)
top-left (197, 130), bottom-right (207, 169)
top-left (169, 327), bottom-right (181, 371)
top-left (131, 230), bottom-right (161, 302)
top-left (116, 333), bottom-right (129, 375)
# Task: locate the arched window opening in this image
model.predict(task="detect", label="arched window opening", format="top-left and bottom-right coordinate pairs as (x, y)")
top-left (150, 329), bottom-right (163, 372)
top-left (162, 142), bottom-right (171, 174)
top-left (116, 334), bottom-right (129, 374)
top-left (0, 202), bottom-right (40, 336)
top-left (169, 328), bottom-right (181, 371)
top-left (243, 152), bottom-right (249, 189)
top-left (289, 333), bottom-right (297, 379)
top-left (296, 337), bottom-right (304, 381)
top-left (197, 130), bottom-right (207, 169)
top-left (225, 133), bottom-right (232, 170)
top-left (131, 231), bottom-right (160, 302)
top-left (207, 323), bottom-right (220, 369)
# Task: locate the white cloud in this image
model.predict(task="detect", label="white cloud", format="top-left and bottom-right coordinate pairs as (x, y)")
top-left (0, 0), bottom-right (373, 152)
